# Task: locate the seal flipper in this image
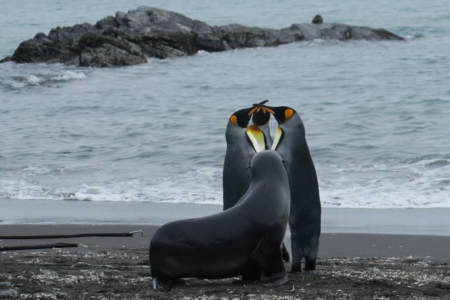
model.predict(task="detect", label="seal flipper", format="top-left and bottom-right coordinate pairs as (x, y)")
top-left (259, 249), bottom-right (289, 286)
top-left (241, 269), bottom-right (260, 282)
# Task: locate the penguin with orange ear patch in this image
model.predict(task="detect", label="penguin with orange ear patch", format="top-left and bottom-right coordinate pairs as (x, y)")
top-left (264, 105), bottom-right (322, 273)
top-left (223, 101), bottom-right (273, 211)
top-left (223, 101), bottom-right (291, 263)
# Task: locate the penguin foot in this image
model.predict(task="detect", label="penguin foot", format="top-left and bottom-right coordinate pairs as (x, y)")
top-left (153, 277), bottom-right (173, 291)
top-left (289, 265), bottom-right (301, 273)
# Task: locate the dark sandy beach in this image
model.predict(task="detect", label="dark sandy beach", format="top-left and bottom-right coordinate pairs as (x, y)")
top-left (1, 225), bottom-right (450, 299)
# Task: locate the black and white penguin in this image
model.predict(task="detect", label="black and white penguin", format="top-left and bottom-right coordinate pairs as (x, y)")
top-left (265, 105), bottom-right (322, 272)
top-left (222, 101), bottom-right (273, 211)
top-left (223, 101), bottom-right (290, 263)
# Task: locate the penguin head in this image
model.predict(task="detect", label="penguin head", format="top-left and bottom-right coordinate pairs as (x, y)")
top-left (262, 105), bottom-right (296, 125)
top-left (248, 100), bottom-right (273, 126)
top-left (228, 100), bottom-right (274, 128)
top-left (229, 108), bottom-right (253, 128)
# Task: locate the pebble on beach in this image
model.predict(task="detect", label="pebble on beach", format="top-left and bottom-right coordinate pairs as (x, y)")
top-left (1, 250), bottom-right (449, 299)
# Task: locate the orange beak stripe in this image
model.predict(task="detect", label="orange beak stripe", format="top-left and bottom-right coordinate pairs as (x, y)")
top-left (248, 107), bottom-right (258, 116)
top-left (248, 106), bottom-right (275, 116)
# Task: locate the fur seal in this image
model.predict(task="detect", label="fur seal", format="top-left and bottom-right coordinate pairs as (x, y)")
top-left (263, 104), bottom-right (322, 273)
top-left (150, 150), bottom-right (291, 290)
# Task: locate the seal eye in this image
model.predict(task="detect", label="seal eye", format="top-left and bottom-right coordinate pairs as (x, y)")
top-left (284, 109), bottom-right (294, 122)
top-left (230, 115), bottom-right (239, 127)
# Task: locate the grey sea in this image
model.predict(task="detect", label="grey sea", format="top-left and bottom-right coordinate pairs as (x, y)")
top-left (1, 1), bottom-right (449, 228)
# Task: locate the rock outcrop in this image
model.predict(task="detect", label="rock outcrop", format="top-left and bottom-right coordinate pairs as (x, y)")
top-left (0, 6), bottom-right (404, 68)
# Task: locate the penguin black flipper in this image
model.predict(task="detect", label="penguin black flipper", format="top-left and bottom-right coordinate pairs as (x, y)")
top-left (264, 105), bottom-right (321, 272)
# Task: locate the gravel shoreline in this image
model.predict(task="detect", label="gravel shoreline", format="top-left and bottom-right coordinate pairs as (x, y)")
top-left (1, 249), bottom-right (450, 299)
top-left (1, 225), bottom-right (450, 299)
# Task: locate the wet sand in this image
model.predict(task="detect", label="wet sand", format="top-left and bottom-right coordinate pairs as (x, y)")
top-left (1, 225), bottom-right (450, 299)
top-left (2, 199), bottom-right (450, 236)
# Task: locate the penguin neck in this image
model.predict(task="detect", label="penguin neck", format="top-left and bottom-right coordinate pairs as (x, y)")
top-left (246, 124), bottom-right (266, 152)
top-left (225, 121), bottom-right (248, 145)
top-left (280, 112), bottom-right (302, 129)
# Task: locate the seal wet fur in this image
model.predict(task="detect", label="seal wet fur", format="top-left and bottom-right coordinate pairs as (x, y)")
top-left (150, 150), bottom-right (290, 291)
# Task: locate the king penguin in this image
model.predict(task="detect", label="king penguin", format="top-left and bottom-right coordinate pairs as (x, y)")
top-left (223, 101), bottom-right (272, 211)
top-left (264, 104), bottom-right (322, 273)
top-left (223, 101), bottom-right (290, 262)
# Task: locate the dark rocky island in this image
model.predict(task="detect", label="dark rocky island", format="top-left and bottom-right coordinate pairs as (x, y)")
top-left (0, 6), bottom-right (404, 68)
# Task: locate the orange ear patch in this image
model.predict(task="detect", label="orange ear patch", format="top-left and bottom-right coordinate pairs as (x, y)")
top-left (248, 107), bottom-right (258, 116)
top-left (230, 115), bottom-right (239, 127)
top-left (285, 109), bottom-right (294, 122)
top-left (248, 106), bottom-right (275, 116)
top-left (263, 107), bottom-right (275, 115)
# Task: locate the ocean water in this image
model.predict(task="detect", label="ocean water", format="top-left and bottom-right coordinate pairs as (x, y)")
top-left (1, 0), bottom-right (449, 209)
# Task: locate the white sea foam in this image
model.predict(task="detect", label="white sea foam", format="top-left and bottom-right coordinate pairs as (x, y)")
top-left (0, 74), bottom-right (43, 88)
top-left (0, 70), bottom-right (86, 89)
top-left (72, 167), bottom-right (222, 204)
top-left (0, 78), bottom-right (26, 88)
top-left (0, 166), bottom-right (222, 204)
top-left (1, 159), bottom-right (449, 208)
top-left (24, 74), bottom-right (43, 84)
top-left (317, 158), bottom-right (450, 208)
top-left (51, 71), bottom-right (86, 81)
